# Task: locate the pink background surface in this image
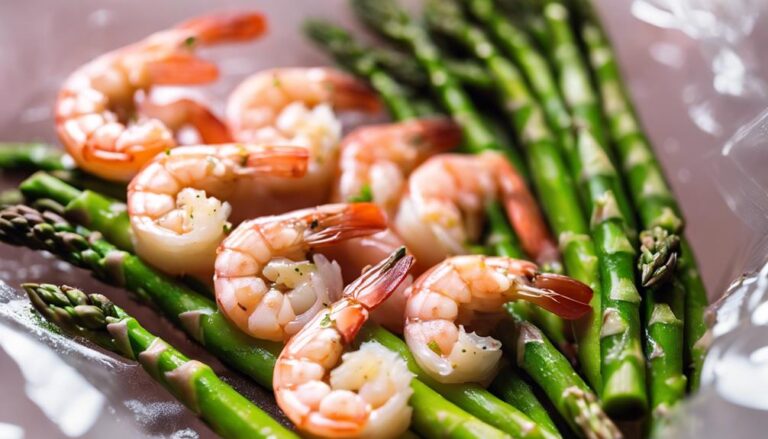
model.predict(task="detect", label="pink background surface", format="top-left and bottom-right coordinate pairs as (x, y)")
top-left (0, 0), bottom-right (765, 437)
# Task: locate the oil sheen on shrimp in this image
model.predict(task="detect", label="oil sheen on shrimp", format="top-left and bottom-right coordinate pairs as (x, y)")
top-left (395, 151), bottom-right (560, 269)
top-left (225, 67), bottom-right (382, 214)
top-left (322, 117), bottom-right (462, 332)
top-left (404, 255), bottom-right (593, 384)
top-left (274, 248), bottom-right (415, 438)
top-left (214, 203), bottom-right (389, 342)
top-left (127, 143), bottom-right (308, 278)
top-left (56, 11), bottom-right (267, 182)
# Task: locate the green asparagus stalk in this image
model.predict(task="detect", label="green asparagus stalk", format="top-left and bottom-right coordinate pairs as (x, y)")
top-left (22, 283), bottom-right (297, 439)
top-left (350, 0), bottom-right (529, 181)
top-left (643, 279), bottom-right (686, 432)
top-left (679, 240), bottom-right (709, 391)
top-left (532, 0), bottom-right (637, 238)
top-left (516, 0), bottom-right (647, 415)
top-left (499, 315), bottom-right (622, 438)
top-left (464, 0), bottom-right (575, 168)
top-left (0, 142), bottom-right (70, 171)
top-left (572, 1), bottom-right (709, 390)
top-left (490, 365), bottom-right (560, 437)
top-left (0, 203), bottom-right (504, 439)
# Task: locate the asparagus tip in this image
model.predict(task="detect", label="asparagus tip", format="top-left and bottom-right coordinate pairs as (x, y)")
top-left (639, 227), bottom-right (681, 287)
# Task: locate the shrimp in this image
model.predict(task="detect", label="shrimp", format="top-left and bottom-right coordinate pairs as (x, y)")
top-left (404, 255), bottom-right (593, 384)
top-left (56, 11), bottom-right (267, 182)
top-left (225, 68), bottom-right (382, 213)
top-left (127, 143), bottom-right (308, 278)
top-left (332, 117), bottom-right (462, 216)
top-left (394, 151), bottom-right (560, 269)
top-left (323, 118), bottom-right (462, 332)
top-left (214, 203), bottom-right (389, 342)
top-left (274, 248), bottom-right (416, 439)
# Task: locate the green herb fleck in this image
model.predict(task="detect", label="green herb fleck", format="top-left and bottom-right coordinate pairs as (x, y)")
top-left (184, 36), bottom-right (197, 47)
top-left (427, 340), bottom-right (442, 355)
top-left (319, 313), bottom-right (333, 328)
top-left (347, 184), bottom-right (373, 203)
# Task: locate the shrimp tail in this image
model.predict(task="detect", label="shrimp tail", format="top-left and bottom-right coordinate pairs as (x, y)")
top-left (244, 145), bottom-right (309, 177)
top-left (139, 98), bottom-right (233, 144)
top-left (303, 203), bottom-right (387, 246)
top-left (176, 11), bottom-right (268, 45)
top-left (412, 117), bottom-right (463, 152)
top-left (518, 273), bottom-right (594, 320)
top-left (321, 70), bottom-right (382, 113)
top-left (335, 247), bottom-right (414, 343)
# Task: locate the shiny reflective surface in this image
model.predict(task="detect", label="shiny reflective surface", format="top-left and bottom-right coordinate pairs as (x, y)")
top-left (0, 0), bottom-right (766, 437)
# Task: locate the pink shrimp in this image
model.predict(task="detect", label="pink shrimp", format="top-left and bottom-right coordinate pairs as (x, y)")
top-left (394, 151), bottom-right (560, 269)
top-left (404, 255), bottom-right (592, 383)
top-left (56, 11), bottom-right (266, 182)
top-left (274, 248), bottom-right (416, 438)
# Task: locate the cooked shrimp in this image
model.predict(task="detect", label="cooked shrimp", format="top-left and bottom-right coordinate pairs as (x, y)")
top-left (404, 255), bottom-right (592, 383)
top-left (394, 151), bottom-right (560, 269)
top-left (332, 117), bottom-right (461, 216)
top-left (323, 117), bottom-right (461, 332)
top-left (274, 248), bottom-right (415, 439)
top-left (56, 11), bottom-right (266, 182)
top-left (225, 68), bottom-right (382, 212)
top-left (214, 203), bottom-right (388, 342)
top-left (139, 97), bottom-right (233, 144)
top-left (127, 143), bottom-right (308, 278)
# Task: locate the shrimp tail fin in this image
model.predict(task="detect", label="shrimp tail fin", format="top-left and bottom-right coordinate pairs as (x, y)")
top-left (345, 246), bottom-right (414, 308)
top-left (245, 145), bottom-right (309, 178)
top-left (304, 203), bottom-right (387, 246)
top-left (147, 53), bottom-right (220, 85)
top-left (414, 117), bottom-right (462, 153)
top-left (177, 11), bottom-right (268, 45)
top-left (321, 70), bottom-right (382, 113)
top-left (334, 247), bottom-right (414, 342)
top-left (518, 273), bottom-right (594, 320)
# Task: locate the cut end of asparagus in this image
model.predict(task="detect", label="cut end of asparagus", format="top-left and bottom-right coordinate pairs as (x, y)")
top-left (638, 226), bottom-right (681, 287)
top-left (602, 361), bottom-right (648, 419)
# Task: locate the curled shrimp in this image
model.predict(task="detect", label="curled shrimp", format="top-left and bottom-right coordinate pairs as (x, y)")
top-left (332, 117), bottom-right (461, 216)
top-left (214, 203), bottom-right (388, 342)
top-left (56, 11), bottom-right (266, 182)
top-left (127, 143), bottom-right (308, 278)
top-left (323, 117), bottom-right (461, 332)
top-left (274, 248), bottom-right (416, 439)
top-left (394, 151), bottom-right (560, 269)
top-left (404, 255), bottom-right (592, 384)
top-left (225, 67), bottom-right (382, 212)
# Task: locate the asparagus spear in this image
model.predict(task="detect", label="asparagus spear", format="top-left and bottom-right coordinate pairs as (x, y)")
top-left (531, 0), bottom-right (637, 238)
top-left (350, 0), bottom-right (529, 181)
top-left (0, 142), bottom-right (70, 171)
top-left (0, 143), bottom-right (127, 200)
top-left (573, 1), bottom-right (709, 390)
top-left (515, 0), bottom-right (646, 415)
top-left (22, 283), bottom-right (297, 439)
top-left (499, 316), bottom-right (622, 439)
top-left (0, 203), bottom-right (507, 439)
top-left (643, 280), bottom-right (686, 432)
top-left (490, 365), bottom-right (560, 437)
top-left (464, 0), bottom-right (575, 169)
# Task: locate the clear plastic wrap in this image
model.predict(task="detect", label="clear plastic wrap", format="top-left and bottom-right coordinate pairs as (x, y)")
top-left (0, 0), bottom-right (766, 437)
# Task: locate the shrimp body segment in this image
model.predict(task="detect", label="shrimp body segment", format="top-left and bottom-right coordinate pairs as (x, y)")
top-left (225, 68), bottom-right (382, 213)
top-left (215, 203), bottom-right (388, 342)
top-left (404, 255), bottom-right (592, 384)
top-left (56, 11), bottom-right (267, 182)
top-left (274, 248), bottom-right (416, 438)
top-left (127, 143), bottom-right (308, 278)
top-left (394, 151), bottom-right (560, 268)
